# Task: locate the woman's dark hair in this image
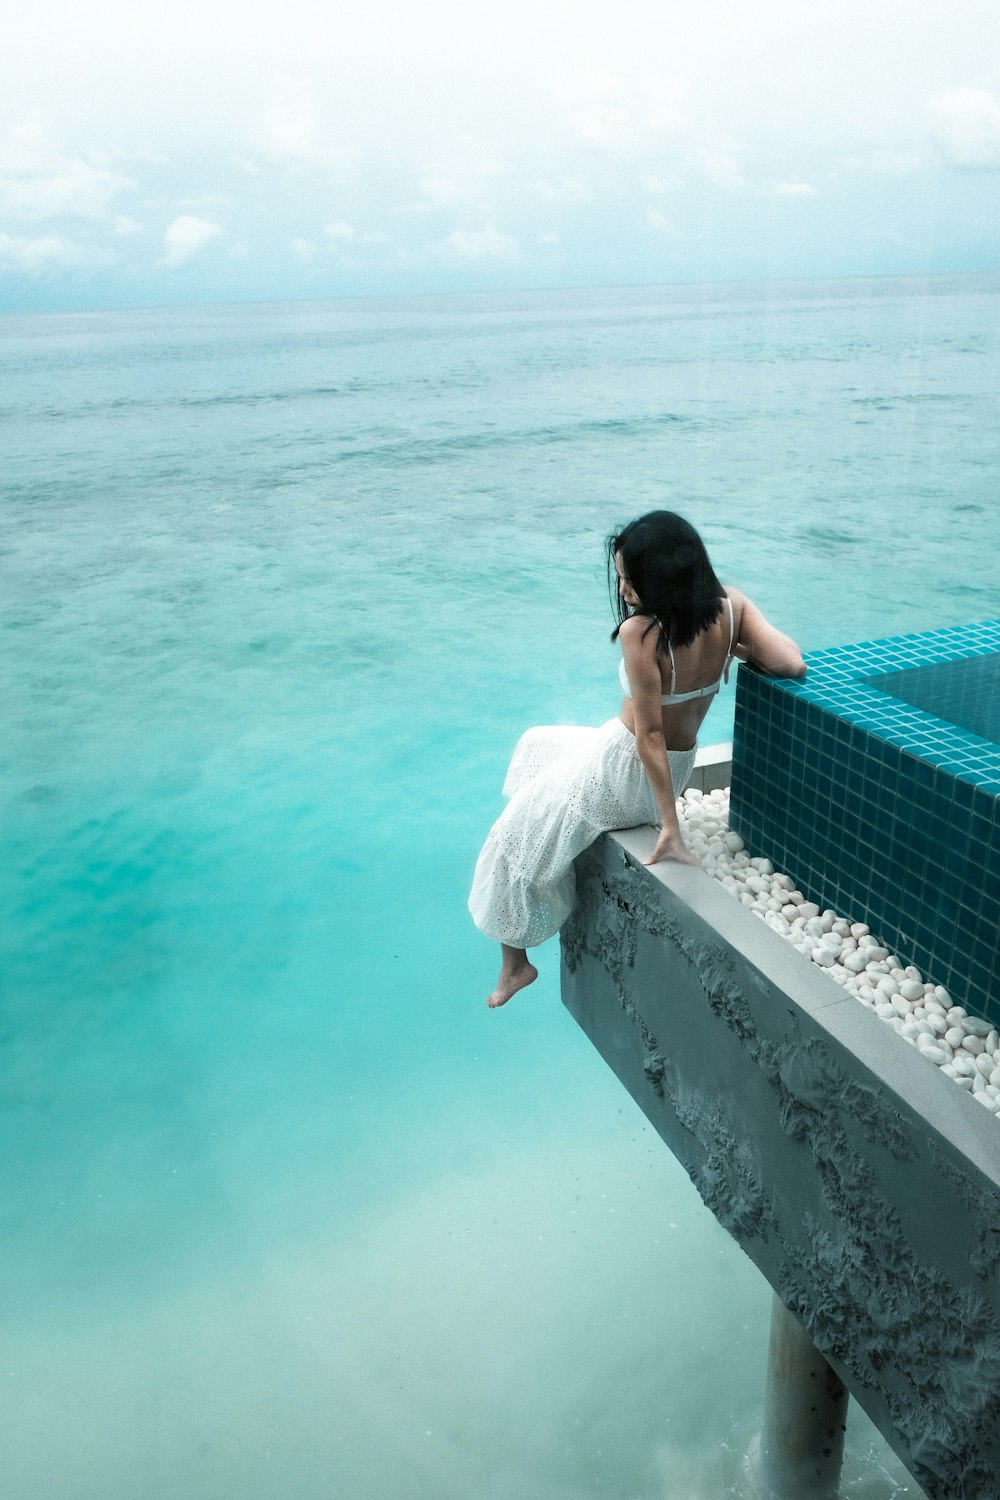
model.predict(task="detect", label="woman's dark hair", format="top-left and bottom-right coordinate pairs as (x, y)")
top-left (608, 511), bottom-right (724, 650)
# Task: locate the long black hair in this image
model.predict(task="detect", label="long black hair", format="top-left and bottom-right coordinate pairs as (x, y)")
top-left (608, 511), bottom-right (724, 651)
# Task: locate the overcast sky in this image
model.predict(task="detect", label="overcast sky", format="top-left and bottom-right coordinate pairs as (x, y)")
top-left (3, 0), bottom-right (1000, 310)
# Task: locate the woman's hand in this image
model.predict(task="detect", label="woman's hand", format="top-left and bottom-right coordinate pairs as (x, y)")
top-left (645, 827), bottom-right (701, 867)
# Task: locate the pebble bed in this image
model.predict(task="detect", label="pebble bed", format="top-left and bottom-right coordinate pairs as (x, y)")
top-left (677, 785), bottom-right (1000, 1121)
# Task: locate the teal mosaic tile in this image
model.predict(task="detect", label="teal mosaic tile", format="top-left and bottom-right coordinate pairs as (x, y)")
top-left (730, 618), bottom-right (1000, 1025)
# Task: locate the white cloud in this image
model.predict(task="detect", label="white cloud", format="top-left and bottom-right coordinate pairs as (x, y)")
top-left (161, 215), bottom-right (223, 266)
top-left (864, 146), bottom-right (929, 178)
top-left (113, 215), bottom-right (143, 236)
top-left (773, 181), bottom-right (818, 198)
top-left (417, 143), bottom-right (511, 208)
top-left (0, 115), bottom-right (132, 223)
top-left (323, 221), bottom-right (355, 243)
top-left (261, 74), bottom-right (356, 174)
top-left (696, 147), bottom-right (746, 190)
top-left (644, 172), bottom-right (684, 195)
top-left (0, 231), bottom-right (106, 275)
top-left (560, 69), bottom-right (692, 154)
top-left (645, 210), bottom-right (678, 237)
top-left (291, 237), bottom-right (317, 263)
top-left (928, 88), bottom-right (1000, 168)
top-left (557, 70), bottom-right (748, 192)
top-left (531, 173), bottom-right (591, 204)
top-left (440, 224), bottom-right (519, 260)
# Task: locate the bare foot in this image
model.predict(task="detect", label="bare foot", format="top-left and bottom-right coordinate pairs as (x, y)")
top-left (487, 959), bottom-right (538, 1009)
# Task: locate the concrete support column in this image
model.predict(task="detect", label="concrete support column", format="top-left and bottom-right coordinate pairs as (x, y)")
top-left (747, 1294), bottom-right (848, 1499)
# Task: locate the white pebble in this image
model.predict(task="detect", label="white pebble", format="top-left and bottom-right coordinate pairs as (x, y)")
top-left (963, 1016), bottom-right (993, 1038)
top-left (697, 795), bottom-right (999, 1127)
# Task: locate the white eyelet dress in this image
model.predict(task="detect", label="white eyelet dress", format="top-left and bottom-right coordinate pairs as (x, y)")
top-left (468, 718), bottom-right (697, 949)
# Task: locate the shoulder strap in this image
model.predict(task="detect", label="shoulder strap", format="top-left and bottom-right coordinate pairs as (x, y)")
top-left (666, 637), bottom-right (677, 696)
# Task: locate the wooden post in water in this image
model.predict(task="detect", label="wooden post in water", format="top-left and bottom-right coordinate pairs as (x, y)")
top-left (746, 1294), bottom-right (848, 1499)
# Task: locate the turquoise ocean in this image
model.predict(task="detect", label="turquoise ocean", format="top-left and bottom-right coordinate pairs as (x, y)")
top-left (3, 274), bottom-right (999, 1498)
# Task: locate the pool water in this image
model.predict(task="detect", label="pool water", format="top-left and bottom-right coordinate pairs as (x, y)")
top-left (874, 651), bottom-right (1000, 744)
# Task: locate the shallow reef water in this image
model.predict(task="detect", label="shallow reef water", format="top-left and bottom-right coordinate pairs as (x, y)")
top-left (4, 277), bottom-right (999, 1495)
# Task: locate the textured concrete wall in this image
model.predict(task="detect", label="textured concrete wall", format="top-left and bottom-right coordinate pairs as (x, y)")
top-left (561, 829), bottom-right (1000, 1500)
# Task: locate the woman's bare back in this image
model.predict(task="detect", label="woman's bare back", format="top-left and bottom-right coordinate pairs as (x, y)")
top-left (619, 590), bottom-right (744, 750)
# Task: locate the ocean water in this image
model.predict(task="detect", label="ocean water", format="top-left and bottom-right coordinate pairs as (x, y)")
top-left (3, 274), bottom-right (999, 1498)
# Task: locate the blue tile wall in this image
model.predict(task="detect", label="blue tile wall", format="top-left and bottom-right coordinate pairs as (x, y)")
top-left (730, 620), bottom-right (1000, 1025)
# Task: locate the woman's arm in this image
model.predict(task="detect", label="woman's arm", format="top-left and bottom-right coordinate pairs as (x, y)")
top-left (729, 590), bottom-right (806, 679)
top-left (619, 618), bottom-right (699, 867)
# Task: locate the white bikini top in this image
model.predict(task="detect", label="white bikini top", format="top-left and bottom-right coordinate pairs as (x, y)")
top-left (618, 595), bottom-right (735, 705)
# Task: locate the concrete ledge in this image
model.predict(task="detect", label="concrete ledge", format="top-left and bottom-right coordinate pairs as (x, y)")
top-left (689, 740), bottom-right (732, 793)
top-left (560, 831), bottom-right (1000, 1500)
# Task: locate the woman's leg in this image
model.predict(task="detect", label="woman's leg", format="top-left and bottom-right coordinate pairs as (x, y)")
top-left (486, 943), bottom-right (539, 1009)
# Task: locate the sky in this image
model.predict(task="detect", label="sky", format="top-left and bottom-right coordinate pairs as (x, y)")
top-left (3, 0), bottom-right (1000, 311)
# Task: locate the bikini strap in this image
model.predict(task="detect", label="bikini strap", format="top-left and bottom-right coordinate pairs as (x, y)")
top-left (723, 594), bottom-right (735, 684)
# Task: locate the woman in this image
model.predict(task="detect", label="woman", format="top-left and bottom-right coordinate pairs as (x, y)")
top-left (469, 511), bottom-right (806, 1009)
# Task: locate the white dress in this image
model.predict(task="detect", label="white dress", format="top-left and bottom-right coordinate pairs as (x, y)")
top-left (469, 601), bottom-right (735, 949)
top-left (468, 717), bottom-right (697, 948)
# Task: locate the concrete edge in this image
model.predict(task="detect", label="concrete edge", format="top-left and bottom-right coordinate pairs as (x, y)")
top-left (606, 826), bottom-right (1000, 1192)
